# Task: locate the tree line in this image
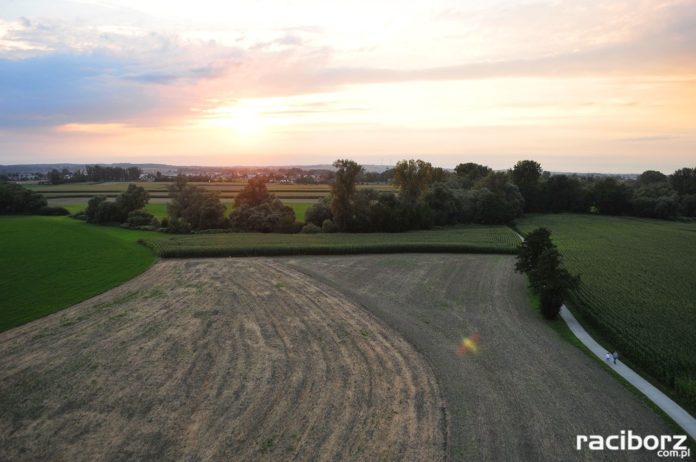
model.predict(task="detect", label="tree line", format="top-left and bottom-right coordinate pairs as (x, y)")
top-left (0, 182), bottom-right (69, 216)
top-left (82, 158), bottom-right (695, 233)
top-left (46, 165), bottom-right (143, 184)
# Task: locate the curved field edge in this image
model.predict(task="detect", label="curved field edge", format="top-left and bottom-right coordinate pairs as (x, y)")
top-left (140, 225), bottom-right (519, 258)
top-left (515, 214), bottom-right (696, 414)
top-left (0, 216), bottom-right (156, 332)
top-left (0, 258), bottom-right (444, 461)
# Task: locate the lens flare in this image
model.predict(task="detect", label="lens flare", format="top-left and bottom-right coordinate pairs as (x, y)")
top-left (456, 333), bottom-right (480, 356)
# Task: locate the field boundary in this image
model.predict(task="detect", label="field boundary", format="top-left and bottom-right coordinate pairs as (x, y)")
top-left (510, 226), bottom-right (696, 440)
top-left (139, 240), bottom-right (517, 258)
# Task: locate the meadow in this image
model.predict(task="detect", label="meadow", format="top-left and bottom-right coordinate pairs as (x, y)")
top-left (51, 199), bottom-right (313, 222)
top-left (141, 225), bottom-right (520, 258)
top-left (0, 216), bottom-right (155, 331)
top-left (516, 214), bottom-right (696, 410)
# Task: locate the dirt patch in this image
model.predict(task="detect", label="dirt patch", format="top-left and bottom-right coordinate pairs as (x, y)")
top-left (284, 254), bottom-right (678, 461)
top-left (0, 259), bottom-right (444, 461)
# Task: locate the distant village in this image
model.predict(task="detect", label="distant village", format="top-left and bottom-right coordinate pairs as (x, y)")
top-left (0, 164), bottom-right (397, 185)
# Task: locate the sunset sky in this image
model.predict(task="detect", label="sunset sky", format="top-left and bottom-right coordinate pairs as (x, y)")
top-left (1, 0), bottom-right (695, 172)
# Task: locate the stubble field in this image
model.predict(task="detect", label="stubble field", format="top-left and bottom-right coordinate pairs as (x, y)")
top-left (0, 254), bottom-right (675, 461)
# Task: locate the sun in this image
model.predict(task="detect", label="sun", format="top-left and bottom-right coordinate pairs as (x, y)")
top-left (200, 101), bottom-right (267, 136)
top-left (228, 105), bottom-right (265, 135)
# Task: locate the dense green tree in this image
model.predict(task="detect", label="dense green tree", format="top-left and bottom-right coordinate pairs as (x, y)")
top-left (0, 182), bottom-right (47, 214)
top-left (670, 167), bottom-right (696, 195)
top-left (591, 178), bottom-right (632, 215)
top-left (511, 160), bottom-right (542, 212)
top-left (229, 197), bottom-right (295, 232)
top-left (423, 183), bottom-right (473, 225)
top-left (515, 227), bottom-right (553, 274)
top-left (115, 184), bottom-right (149, 213)
top-left (167, 176), bottom-right (225, 230)
top-left (330, 159), bottom-right (364, 231)
top-left (234, 176), bottom-right (271, 207)
top-left (454, 162), bottom-right (492, 184)
top-left (540, 175), bottom-right (587, 213)
top-left (393, 159), bottom-right (435, 202)
top-left (529, 247), bottom-right (580, 319)
top-left (516, 227), bottom-right (579, 319)
top-left (638, 170), bottom-right (668, 186)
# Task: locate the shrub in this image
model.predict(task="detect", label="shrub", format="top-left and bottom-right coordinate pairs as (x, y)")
top-left (166, 217), bottom-right (192, 234)
top-left (127, 210), bottom-right (158, 227)
top-left (229, 198), bottom-right (296, 233)
top-left (322, 219), bottom-right (338, 233)
top-left (301, 223), bottom-right (321, 234)
top-left (305, 199), bottom-right (333, 226)
top-left (37, 206), bottom-right (69, 216)
top-left (88, 200), bottom-right (125, 224)
top-left (160, 216), bottom-right (169, 228)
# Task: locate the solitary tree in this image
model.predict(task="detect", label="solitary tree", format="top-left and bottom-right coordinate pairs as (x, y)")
top-left (516, 227), bottom-right (579, 319)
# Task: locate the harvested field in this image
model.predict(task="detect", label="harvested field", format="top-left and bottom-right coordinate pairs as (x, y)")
top-left (0, 254), bottom-right (677, 461)
top-left (0, 259), bottom-right (443, 461)
top-left (284, 254), bottom-right (675, 461)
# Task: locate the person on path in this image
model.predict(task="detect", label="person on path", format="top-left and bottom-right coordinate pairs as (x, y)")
top-left (612, 351), bottom-right (619, 365)
top-left (605, 352), bottom-right (612, 363)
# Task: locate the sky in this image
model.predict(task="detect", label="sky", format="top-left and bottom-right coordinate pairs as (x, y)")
top-left (1, 0), bottom-right (695, 172)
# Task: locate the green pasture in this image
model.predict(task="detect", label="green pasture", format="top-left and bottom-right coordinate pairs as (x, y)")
top-left (0, 216), bottom-right (155, 331)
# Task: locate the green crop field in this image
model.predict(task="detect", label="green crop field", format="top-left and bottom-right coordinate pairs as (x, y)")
top-left (0, 216), bottom-right (155, 331)
top-left (141, 225), bottom-right (520, 258)
top-left (516, 214), bottom-right (696, 410)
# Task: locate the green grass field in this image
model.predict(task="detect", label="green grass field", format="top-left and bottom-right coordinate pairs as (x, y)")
top-left (0, 216), bottom-right (156, 331)
top-left (516, 214), bottom-right (696, 410)
top-left (53, 200), bottom-right (313, 222)
top-left (141, 225), bottom-right (520, 258)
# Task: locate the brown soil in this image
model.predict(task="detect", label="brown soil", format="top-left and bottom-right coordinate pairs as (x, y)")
top-left (284, 254), bottom-right (680, 461)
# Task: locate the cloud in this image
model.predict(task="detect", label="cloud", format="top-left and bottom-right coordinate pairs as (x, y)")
top-left (618, 135), bottom-right (678, 143)
top-left (1, 0), bottom-right (695, 130)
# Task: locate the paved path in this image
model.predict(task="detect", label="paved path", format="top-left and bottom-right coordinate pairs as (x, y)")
top-left (560, 306), bottom-right (696, 440)
top-left (511, 228), bottom-right (696, 440)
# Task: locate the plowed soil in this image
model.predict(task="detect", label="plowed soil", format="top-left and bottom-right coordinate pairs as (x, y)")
top-left (284, 254), bottom-right (677, 461)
